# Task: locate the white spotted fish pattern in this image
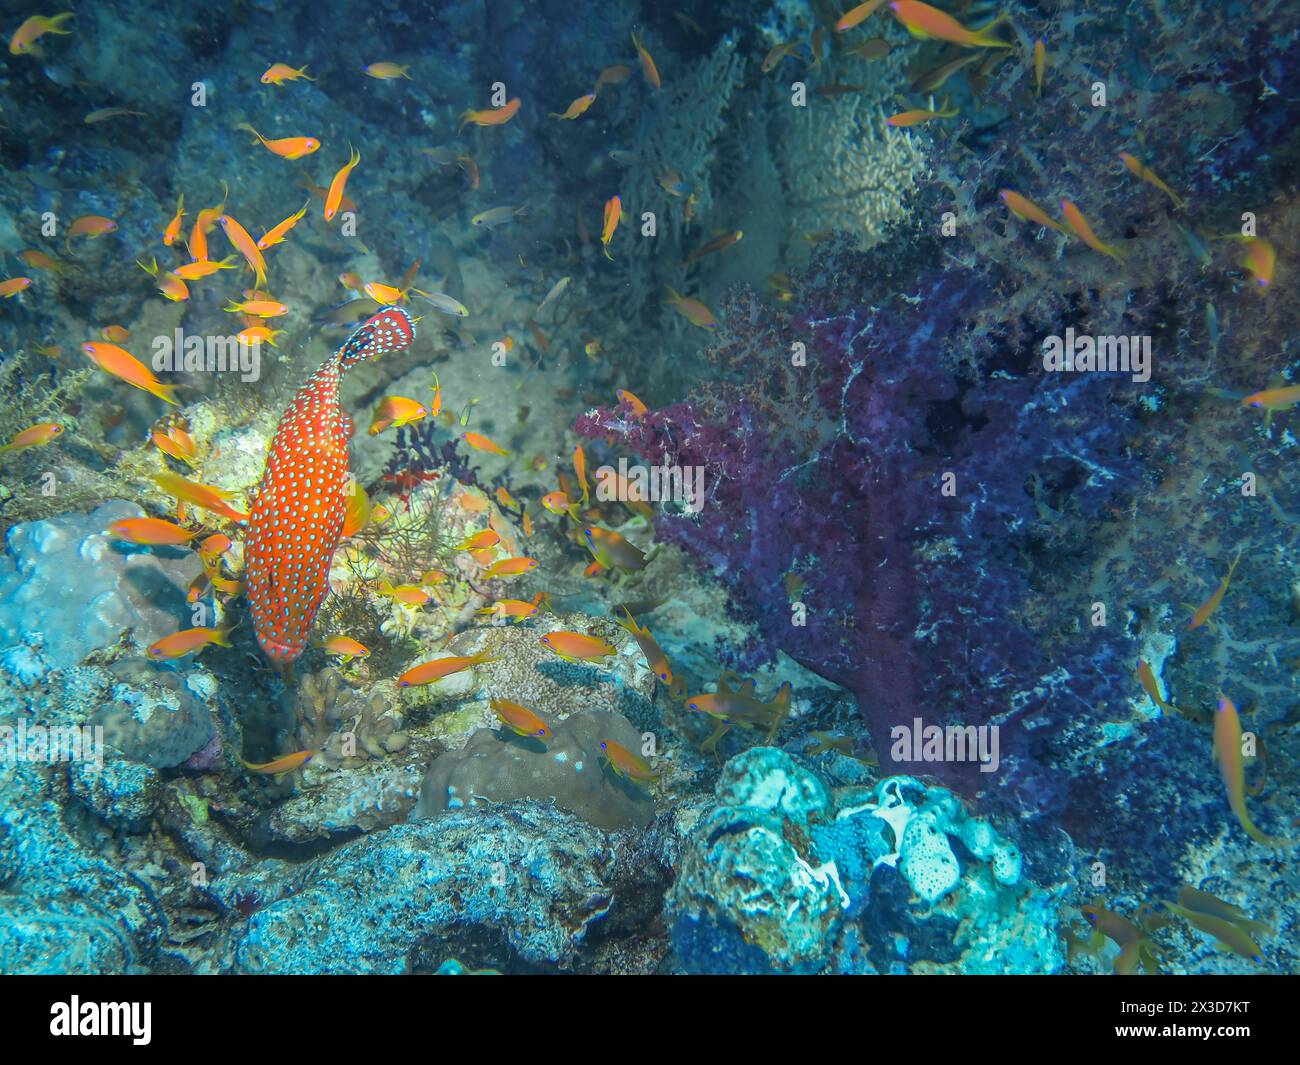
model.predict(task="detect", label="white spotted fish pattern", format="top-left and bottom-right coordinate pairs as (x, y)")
top-left (244, 307), bottom-right (416, 663)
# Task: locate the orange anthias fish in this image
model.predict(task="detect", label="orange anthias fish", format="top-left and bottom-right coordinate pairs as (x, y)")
top-left (261, 62), bottom-right (314, 85)
top-left (244, 308), bottom-right (416, 663)
top-left (82, 342), bottom-right (179, 404)
top-left (616, 608), bottom-right (673, 687)
top-left (162, 194), bottom-right (185, 246)
top-left (888, 1), bottom-right (1012, 49)
top-left (147, 626), bottom-right (233, 659)
top-left (322, 635), bottom-right (369, 661)
top-left (106, 517), bottom-right (198, 545)
top-left (617, 389), bottom-right (648, 418)
top-left (601, 195), bottom-right (621, 261)
top-left (240, 749), bottom-right (315, 774)
top-left (1242, 383), bottom-right (1300, 425)
top-left (491, 697), bottom-right (552, 739)
top-left (478, 592), bottom-right (546, 622)
top-left (665, 286), bottom-right (718, 328)
top-left (397, 651), bottom-right (499, 687)
top-left (368, 395), bottom-right (428, 434)
top-left (456, 529), bottom-right (501, 551)
top-left (236, 123), bottom-right (321, 159)
top-left (0, 422), bottom-right (63, 453)
top-left (0, 277), bottom-right (33, 298)
top-left (1119, 152), bottom-right (1185, 209)
top-left (551, 93), bottom-right (597, 120)
top-left (542, 490), bottom-right (580, 521)
top-left (152, 426), bottom-right (198, 465)
top-left (324, 146), bottom-right (361, 221)
top-left (483, 556), bottom-right (538, 579)
top-left (154, 471), bottom-right (249, 524)
top-left (1214, 696), bottom-right (1291, 847)
top-left (67, 215), bottom-right (118, 239)
top-left (573, 443), bottom-right (590, 505)
top-left (365, 61), bottom-right (412, 80)
top-left (1060, 199), bottom-right (1125, 261)
top-left (9, 12), bottom-right (73, 56)
top-left (885, 101), bottom-right (959, 126)
top-left (631, 31), bottom-right (661, 89)
top-left (463, 431), bottom-right (510, 456)
top-left (1237, 236), bottom-right (1276, 288)
top-left (835, 0), bottom-right (889, 32)
top-left (257, 201), bottom-right (310, 250)
top-left (1187, 548), bottom-right (1242, 630)
top-left (999, 189), bottom-right (1065, 233)
top-left (540, 630), bottom-right (617, 663)
top-left (460, 97), bottom-right (521, 132)
top-left (600, 738), bottom-right (656, 783)
top-left (219, 214), bottom-right (268, 287)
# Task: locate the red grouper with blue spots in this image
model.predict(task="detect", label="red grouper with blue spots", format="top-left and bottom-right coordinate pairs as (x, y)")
top-left (244, 307), bottom-right (416, 663)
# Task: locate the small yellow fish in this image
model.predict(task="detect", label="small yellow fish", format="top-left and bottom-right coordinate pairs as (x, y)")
top-left (665, 286), bottom-right (718, 328)
top-left (9, 12), bottom-right (73, 56)
top-left (153, 471), bottom-right (249, 524)
top-left (1119, 152), bottom-right (1185, 209)
top-left (551, 93), bottom-right (596, 120)
top-left (365, 61), bottom-right (412, 80)
top-left (1033, 38), bottom-right (1046, 96)
top-left (1188, 548), bottom-right (1242, 630)
top-left (1214, 695), bottom-right (1291, 847)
